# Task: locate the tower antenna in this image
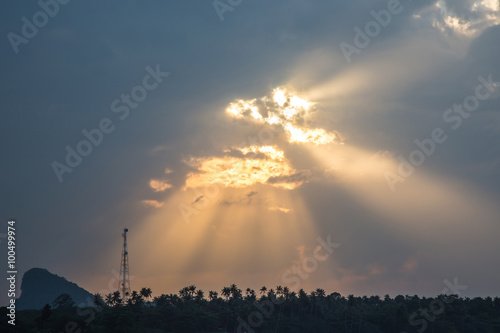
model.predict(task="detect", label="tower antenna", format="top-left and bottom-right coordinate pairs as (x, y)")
top-left (119, 228), bottom-right (131, 303)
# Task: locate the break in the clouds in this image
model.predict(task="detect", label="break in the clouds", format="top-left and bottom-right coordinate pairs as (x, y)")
top-left (227, 87), bottom-right (340, 145)
top-left (183, 88), bottom-right (340, 191)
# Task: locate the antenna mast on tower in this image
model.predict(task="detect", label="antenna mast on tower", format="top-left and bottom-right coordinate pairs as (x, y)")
top-left (119, 228), bottom-right (131, 303)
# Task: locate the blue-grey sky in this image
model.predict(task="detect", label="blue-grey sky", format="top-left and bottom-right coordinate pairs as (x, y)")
top-left (1, 0), bottom-right (500, 305)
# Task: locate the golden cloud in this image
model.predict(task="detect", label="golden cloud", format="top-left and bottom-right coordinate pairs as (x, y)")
top-left (141, 200), bottom-right (164, 208)
top-left (183, 88), bottom-right (340, 191)
top-left (268, 206), bottom-right (291, 213)
top-left (149, 179), bottom-right (173, 192)
top-left (185, 146), bottom-right (307, 190)
top-left (226, 87), bottom-right (338, 145)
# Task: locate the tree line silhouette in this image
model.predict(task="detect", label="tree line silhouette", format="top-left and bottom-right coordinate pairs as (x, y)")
top-left (2, 284), bottom-right (500, 332)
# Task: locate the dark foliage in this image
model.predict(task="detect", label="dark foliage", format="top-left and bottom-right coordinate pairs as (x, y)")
top-left (2, 287), bottom-right (500, 332)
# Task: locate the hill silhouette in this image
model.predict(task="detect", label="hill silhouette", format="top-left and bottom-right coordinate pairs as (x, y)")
top-left (17, 268), bottom-right (93, 310)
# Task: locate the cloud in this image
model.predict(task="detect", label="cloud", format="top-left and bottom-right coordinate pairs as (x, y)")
top-left (149, 179), bottom-right (173, 192)
top-left (182, 87), bottom-right (341, 193)
top-left (247, 191), bottom-right (258, 197)
top-left (149, 145), bottom-right (171, 154)
top-left (400, 257), bottom-right (419, 275)
top-left (220, 191), bottom-right (259, 206)
top-left (268, 206), bottom-right (291, 213)
top-left (184, 146), bottom-right (307, 190)
top-left (416, 0), bottom-right (500, 37)
top-left (185, 155), bottom-right (298, 190)
top-left (141, 200), bottom-right (164, 208)
top-left (367, 264), bottom-right (386, 277)
top-left (226, 87), bottom-right (340, 145)
top-left (266, 170), bottom-right (312, 188)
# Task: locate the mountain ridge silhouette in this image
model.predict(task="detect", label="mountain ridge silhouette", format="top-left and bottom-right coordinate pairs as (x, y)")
top-left (17, 267), bottom-right (93, 310)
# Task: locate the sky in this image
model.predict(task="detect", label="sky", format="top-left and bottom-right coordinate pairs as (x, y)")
top-left (1, 0), bottom-right (500, 305)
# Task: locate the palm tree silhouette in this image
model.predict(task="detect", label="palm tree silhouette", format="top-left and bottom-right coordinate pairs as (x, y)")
top-left (229, 284), bottom-right (242, 300)
top-left (208, 290), bottom-right (218, 301)
top-left (140, 287), bottom-right (152, 303)
top-left (221, 286), bottom-right (231, 301)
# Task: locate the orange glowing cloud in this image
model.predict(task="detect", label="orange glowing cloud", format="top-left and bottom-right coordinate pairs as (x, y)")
top-left (185, 146), bottom-right (308, 190)
top-left (141, 200), bottom-right (164, 208)
top-left (284, 123), bottom-right (337, 145)
top-left (182, 87), bottom-right (340, 193)
top-left (149, 179), bottom-right (173, 192)
top-left (268, 206), bottom-right (291, 213)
